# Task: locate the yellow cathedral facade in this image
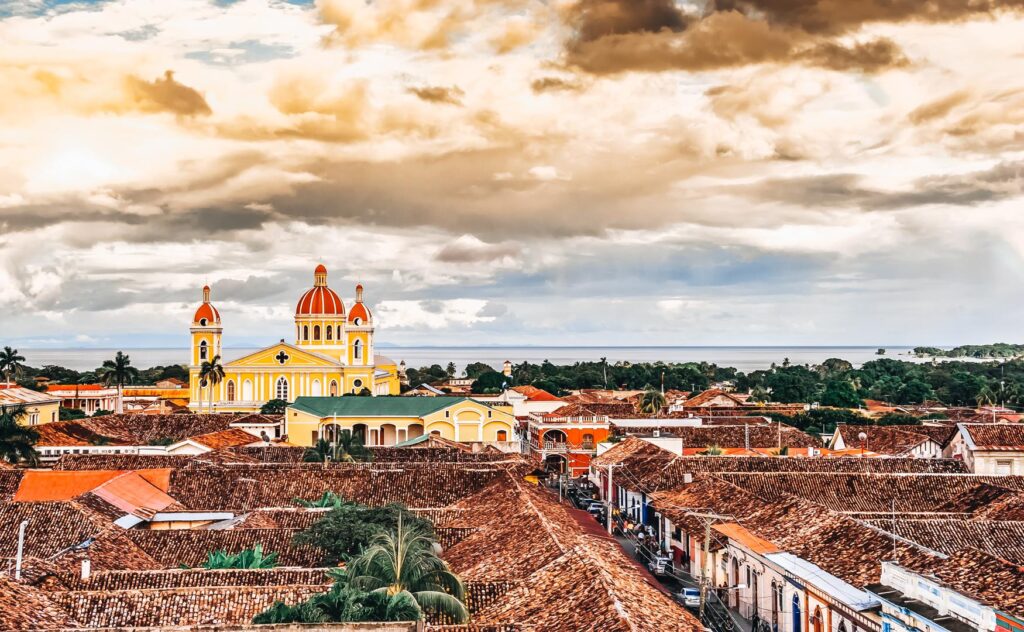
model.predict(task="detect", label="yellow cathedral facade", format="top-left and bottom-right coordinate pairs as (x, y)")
top-left (188, 264), bottom-right (401, 413)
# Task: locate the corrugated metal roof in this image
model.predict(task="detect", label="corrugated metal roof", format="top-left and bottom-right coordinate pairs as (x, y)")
top-left (766, 551), bottom-right (879, 610)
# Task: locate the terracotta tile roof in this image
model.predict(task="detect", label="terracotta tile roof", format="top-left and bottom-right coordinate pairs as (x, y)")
top-left (187, 428), bottom-right (261, 450)
top-left (52, 451), bottom-right (258, 470)
top-left (0, 501), bottom-right (110, 559)
top-left (48, 585), bottom-right (327, 628)
top-left (863, 518), bottom-right (1024, 564)
top-left (49, 567), bottom-right (331, 592)
top-left (914, 548), bottom-right (1024, 619)
top-left (681, 389), bottom-right (746, 408)
top-left (13, 468), bottom-right (172, 502)
top-left (124, 529), bottom-right (323, 568)
top-left (833, 425), bottom-right (937, 455)
top-left (0, 576), bottom-right (74, 630)
top-left (613, 424), bottom-right (821, 449)
top-left (962, 423), bottom-right (1024, 449)
top-left (165, 462), bottom-right (520, 511)
top-left (713, 472), bottom-right (1024, 515)
top-left (509, 385), bottom-right (561, 402)
top-left (545, 401), bottom-right (636, 419)
top-left (0, 470), bottom-right (25, 501)
top-left (713, 522), bottom-right (780, 554)
top-left (35, 413), bottom-right (244, 447)
top-left (932, 482), bottom-right (1019, 515)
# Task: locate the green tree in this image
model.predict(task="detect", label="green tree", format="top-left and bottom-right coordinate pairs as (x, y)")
top-left (0, 346), bottom-right (26, 385)
top-left (0, 405), bottom-right (40, 465)
top-left (638, 390), bottom-right (666, 414)
top-left (764, 366), bottom-right (819, 403)
top-left (303, 432), bottom-right (371, 464)
top-left (463, 362), bottom-right (492, 379)
top-left (200, 544), bottom-right (278, 569)
top-left (294, 502), bottom-right (434, 565)
top-left (470, 370), bottom-right (506, 394)
top-left (96, 351), bottom-right (140, 414)
top-left (819, 379), bottom-right (861, 408)
top-left (59, 407), bottom-right (87, 421)
top-left (295, 491), bottom-right (348, 509)
top-left (445, 362), bottom-right (457, 378)
top-left (199, 354), bottom-right (225, 414)
top-left (347, 515), bottom-right (468, 623)
top-left (897, 379), bottom-right (934, 404)
top-left (261, 399), bottom-right (287, 414)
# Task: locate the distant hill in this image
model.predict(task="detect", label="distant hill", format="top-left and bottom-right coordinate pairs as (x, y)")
top-left (913, 343), bottom-right (1024, 359)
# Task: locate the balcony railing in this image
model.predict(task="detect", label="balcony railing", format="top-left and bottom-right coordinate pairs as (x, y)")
top-left (529, 441), bottom-right (598, 453)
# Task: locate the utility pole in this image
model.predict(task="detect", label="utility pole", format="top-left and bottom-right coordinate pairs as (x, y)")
top-left (681, 511), bottom-right (733, 625)
top-left (605, 463), bottom-right (621, 535)
top-left (15, 520), bottom-right (27, 580)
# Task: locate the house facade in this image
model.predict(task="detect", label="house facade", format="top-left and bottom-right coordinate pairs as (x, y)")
top-left (0, 384), bottom-right (61, 426)
top-left (285, 396), bottom-right (517, 448)
top-left (948, 424), bottom-right (1024, 474)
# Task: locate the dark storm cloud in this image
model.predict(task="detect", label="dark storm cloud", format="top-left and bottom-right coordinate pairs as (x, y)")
top-left (735, 161), bottom-right (1024, 210)
top-left (562, 0), bottom-right (1024, 74)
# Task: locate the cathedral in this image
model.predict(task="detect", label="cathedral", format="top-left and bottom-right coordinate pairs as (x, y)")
top-left (188, 265), bottom-right (401, 412)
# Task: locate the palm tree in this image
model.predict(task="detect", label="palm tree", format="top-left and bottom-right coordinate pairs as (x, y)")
top-left (347, 515), bottom-right (469, 623)
top-left (200, 355), bottom-right (225, 413)
top-left (303, 431), bottom-right (371, 464)
top-left (0, 405), bottom-right (40, 465)
top-left (703, 445), bottom-right (724, 456)
top-left (97, 351), bottom-right (139, 414)
top-left (202, 543), bottom-right (278, 569)
top-left (295, 491), bottom-right (349, 508)
top-left (976, 385), bottom-right (997, 408)
top-left (0, 346), bottom-right (26, 385)
top-left (638, 389), bottom-right (666, 414)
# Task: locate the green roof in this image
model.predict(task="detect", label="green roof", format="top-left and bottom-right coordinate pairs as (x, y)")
top-left (289, 396), bottom-right (471, 418)
top-left (393, 434), bottom-right (432, 447)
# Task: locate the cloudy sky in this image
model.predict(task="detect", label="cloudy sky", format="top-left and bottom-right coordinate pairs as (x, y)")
top-left (2, 0), bottom-right (1024, 349)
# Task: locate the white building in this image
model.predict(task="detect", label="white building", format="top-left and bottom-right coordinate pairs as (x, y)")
top-left (947, 423), bottom-right (1024, 474)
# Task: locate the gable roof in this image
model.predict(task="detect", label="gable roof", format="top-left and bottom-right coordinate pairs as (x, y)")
top-left (960, 423), bottom-right (1024, 450)
top-left (682, 389), bottom-right (746, 408)
top-left (510, 385), bottom-right (561, 401)
top-left (290, 395), bottom-right (475, 418)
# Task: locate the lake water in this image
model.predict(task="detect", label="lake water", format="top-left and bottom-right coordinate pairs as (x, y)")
top-left (17, 346), bottom-right (931, 373)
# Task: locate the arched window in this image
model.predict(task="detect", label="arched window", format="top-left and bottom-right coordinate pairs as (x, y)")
top-left (312, 379), bottom-right (322, 397)
top-left (582, 433), bottom-right (594, 448)
top-left (353, 339), bottom-right (362, 360)
top-left (303, 325), bottom-right (309, 341)
top-left (242, 379), bottom-right (253, 400)
top-left (313, 325), bottom-right (321, 341)
top-left (497, 430), bottom-right (507, 441)
top-left (792, 595), bottom-right (802, 632)
top-left (336, 325), bottom-right (342, 340)
top-left (329, 380), bottom-right (338, 396)
top-left (226, 380), bottom-right (235, 401)
top-left (199, 340), bottom-right (208, 360)
top-left (326, 326), bottom-right (333, 341)
top-left (813, 606), bottom-right (823, 632)
top-left (276, 377), bottom-right (289, 401)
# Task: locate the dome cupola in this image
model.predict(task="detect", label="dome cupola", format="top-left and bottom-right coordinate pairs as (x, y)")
top-left (192, 285), bottom-right (221, 326)
top-left (348, 283), bottom-right (372, 325)
top-left (296, 265), bottom-right (345, 316)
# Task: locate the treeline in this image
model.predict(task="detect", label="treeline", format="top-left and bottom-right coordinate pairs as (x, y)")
top-left (12, 362), bottom-right (188, 390)
top-left (913, 343), bottom-right (1024, 359)
top-left (408, 356), bottom-right (1024, 409)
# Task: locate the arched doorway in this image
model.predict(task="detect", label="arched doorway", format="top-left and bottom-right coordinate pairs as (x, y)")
top-left (813, 606), bottom-right (823, 632)
top-left (731, 558), bottom-right (740, 608)
top-left (408, 423), bottom-right (424, 440)
top-left (381, 424), bottom-right (397, 446)
top-left (792, 595), bottom-right (802, 632)
top-left (542, 429), bottom-right (567, 449)
top-left (543, 453), bottom-right (567, 473)
top-left (352, 423), bottom-right (367, 445)
top-left (329, 380), bottom-right (339, 397)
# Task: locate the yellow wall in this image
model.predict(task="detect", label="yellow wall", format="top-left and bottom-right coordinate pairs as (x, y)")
top-left (284, 400), bottom-right (515, 447)
top-left (6, 399), bottom-right (61, 426)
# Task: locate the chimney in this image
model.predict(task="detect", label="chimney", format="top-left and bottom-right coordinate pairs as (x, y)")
top-left (81, 558), bottom-right (91, 581)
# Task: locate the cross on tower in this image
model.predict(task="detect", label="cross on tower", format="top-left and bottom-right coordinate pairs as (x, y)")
top-left (275, 350), bottom-right (290, 365)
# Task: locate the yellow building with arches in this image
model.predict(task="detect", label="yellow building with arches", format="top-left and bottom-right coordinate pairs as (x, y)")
top-left (188, 265), bottom-right (401, 413)
top-left (285, 396), bottom-right (516, 448)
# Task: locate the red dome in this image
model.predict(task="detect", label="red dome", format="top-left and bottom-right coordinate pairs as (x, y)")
top-left (348, 301), bottom-right (371, 324)
top-left (296, 286), bottom-right (345, 316)
top-left (193, 302), bottom-right (221, 324)
top-left (315, 264), bottom-right (328, 275)
top-left (193, 285), bottom-right (220, 325)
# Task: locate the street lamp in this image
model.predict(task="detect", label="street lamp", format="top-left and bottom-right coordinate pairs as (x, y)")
top-left (858, 431), bottom-right (868, 457)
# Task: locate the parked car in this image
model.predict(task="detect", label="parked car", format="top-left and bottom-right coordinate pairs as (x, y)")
top-left (679, 588), bottom-right (700, 608)
top-left (647, 553), bottom-right (673, 576)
